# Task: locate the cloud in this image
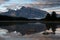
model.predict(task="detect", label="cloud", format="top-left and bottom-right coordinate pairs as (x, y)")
top-left (2, 0), bottom-right (60, 8)
top-left (34, 0), bottom-right (60, 4)
top-left (28, 0), bottom-right (60, 9)
top-left (36, 0), bottom-right (60, 2)
top-left (0, 0), bottom-right (60, 13)
top-left (0, 0), bottom-right (9, 4)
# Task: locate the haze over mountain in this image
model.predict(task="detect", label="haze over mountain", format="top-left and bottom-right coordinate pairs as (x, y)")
top-left (0, 6), bottom-right (48, 19)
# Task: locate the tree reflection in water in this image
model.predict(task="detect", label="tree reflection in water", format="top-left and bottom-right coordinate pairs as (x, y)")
top-left (45, 23), bottom-right (57, 34)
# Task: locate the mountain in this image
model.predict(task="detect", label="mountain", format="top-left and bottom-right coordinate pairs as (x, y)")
top-left (0, 6), bottom-right (48, 19)
top-left (56, 14), bottom-right (60, 17)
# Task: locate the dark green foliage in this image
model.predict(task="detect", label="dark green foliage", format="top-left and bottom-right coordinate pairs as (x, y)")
top-left (45, 13), bottom-right (51, 20)
top-left (0, 15), bottom-right (28, 21)
top-left (51, 11), bottom-right (57, 20)
top-left (44, 11), bottom-right (57, 21)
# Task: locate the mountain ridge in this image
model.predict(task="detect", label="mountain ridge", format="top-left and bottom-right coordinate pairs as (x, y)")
top-left (0, 6), bottom-right (48, 19)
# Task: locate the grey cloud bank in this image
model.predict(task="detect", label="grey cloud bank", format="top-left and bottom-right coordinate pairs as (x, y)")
top-left (0, 0), bottom-right (9, 4)
top-left (0, 0), bottom-right (60, 13)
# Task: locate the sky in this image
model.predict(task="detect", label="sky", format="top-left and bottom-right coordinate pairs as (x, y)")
top-left (0, 0), bottom-right (60, 14)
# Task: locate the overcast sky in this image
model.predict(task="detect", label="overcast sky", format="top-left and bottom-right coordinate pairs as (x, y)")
top-left (0, 0), bottom-right (60, 14)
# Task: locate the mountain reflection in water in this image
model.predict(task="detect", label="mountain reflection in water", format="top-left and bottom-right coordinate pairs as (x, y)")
top-left (0, 22), bottom-right (59, 35)
top-left (0, 22), bottom-right (45, 35)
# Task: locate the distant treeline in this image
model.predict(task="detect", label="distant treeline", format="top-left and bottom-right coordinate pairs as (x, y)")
top-left (0, 15), bottom-right (28, 21)
top-left (0, 14), bottom-right (39, 21)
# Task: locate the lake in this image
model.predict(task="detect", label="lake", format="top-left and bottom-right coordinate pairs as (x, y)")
top-left (0, 22), bottom-right (59, 35)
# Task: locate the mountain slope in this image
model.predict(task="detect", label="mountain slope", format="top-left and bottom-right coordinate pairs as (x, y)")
top-left (0, 6), bottom-right (48, 19)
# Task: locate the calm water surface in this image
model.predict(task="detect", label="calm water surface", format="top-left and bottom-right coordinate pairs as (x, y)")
top-left (0, 22), bottom-right (59, 35)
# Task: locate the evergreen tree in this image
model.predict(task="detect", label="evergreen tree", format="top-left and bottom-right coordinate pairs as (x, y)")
top-left (51, 11), bottom-right (57, 20)
top-left (45, 13), bottom-right (51, 20)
